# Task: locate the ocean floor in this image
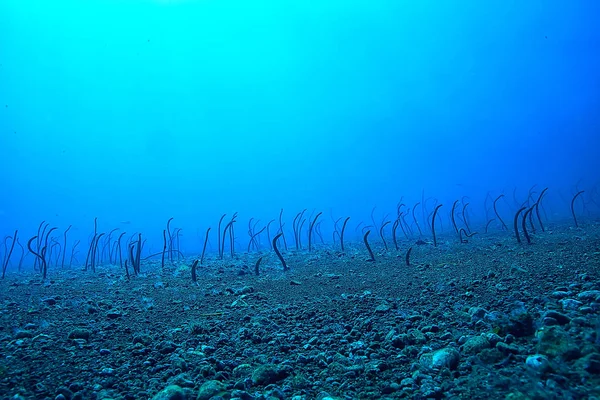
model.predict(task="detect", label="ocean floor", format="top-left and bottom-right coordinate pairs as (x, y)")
top-left (1, 222), bottom-right (600, 400)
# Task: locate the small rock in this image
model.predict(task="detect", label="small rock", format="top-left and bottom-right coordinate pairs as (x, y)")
top-left (252, 364), bottom-right (280, 385)
top-left (559, 299), bottom-right (583, 310)
top-left (169, 373), bottom-right (194, 388)
top-left (578, 290), bottom-right (600, 301)
top-left (375, 303), bottom-right (391, 313)
top-left (197, 380), bottom-right (226, 400)
top-left (233, 364), bottom-right (253, 378)
top-left (544, 311), bottom-right (570, 325)
top-left (400, 377), bottom-right (415, 387)
top-left (107, 311), bottom-right (122, 319)
top-left (133, 333), bottom-right (152, 346)
top-left (482, 333), bottom-right (502, 346)
top-left (151, 384), bottom-right (188, 400)
top-left (56, 386), bottom-right (73, 400)
top-left (230, 389), bottom-right (254, 400)
top-left (525, 354), bottom-right (551, 373)
top-left (157, 341), bottom-right (177, 355)
top-left (14, 329), bottom-right (33, 339)
top-left (575, 353), bottom-right (600, 374)
top-left (536, 326), bottom-right (581, 361)
top-left (100, 367), bottom-right (115, 376)
top-left (419, 347), bottom-right (460, 370)
top-left (68, 329), bottom-right (91, 341)
top-left (496, 342), bottom-right (520, 355)
top-left (42, 297), bottom-right (57, 305)
top-left (226, 286), bottom-right (252, 295)
top-left (462, 336), bottom-right (490, 355)
top-left (510, 265), bottom-right (527, 273)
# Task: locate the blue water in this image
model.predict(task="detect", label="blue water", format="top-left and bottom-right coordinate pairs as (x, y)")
top-left (1, 0), bottom-right (599, 265)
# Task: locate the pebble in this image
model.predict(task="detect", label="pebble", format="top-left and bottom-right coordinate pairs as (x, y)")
top-left (107, 311), bottom-right (122, 319)
top-left (252, 364), bottom-right (280, 385)
top-left (525, 354), bottom-right (550, 372)
top-left (197, 380), bottom-right (226, 400)
top-left (578, 290), bottom-right (600, 301)
top-left (151, 384), bottom-right (187, 400)
top-left (544, 310), bottom-right (570, 325)
top-left (462, 336), bottom-right (491, 355)
top-left (42, 297), bottom-right (57, 305)
top-left (560, 299), bottom-right (583, 310)
top-left (419, 347), bottom-right (460, 370)
top-left (14, 330), bottom-right (33, 339)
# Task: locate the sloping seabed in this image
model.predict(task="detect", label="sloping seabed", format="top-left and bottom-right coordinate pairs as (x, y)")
top-left (1, 222), bottom-right (599, 400)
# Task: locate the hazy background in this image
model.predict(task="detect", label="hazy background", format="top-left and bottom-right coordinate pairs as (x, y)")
top-left (1, 0), bottom-right (599, 262)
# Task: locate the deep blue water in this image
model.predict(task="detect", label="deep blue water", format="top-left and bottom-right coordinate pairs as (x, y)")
top-left (1, 0), bottom-right (599, 269)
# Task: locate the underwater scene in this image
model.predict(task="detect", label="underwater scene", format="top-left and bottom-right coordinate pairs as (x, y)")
top-left (1, 1), bottom-right (599, 399)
